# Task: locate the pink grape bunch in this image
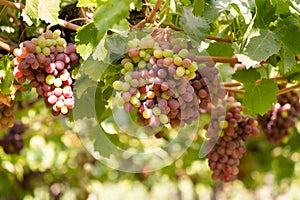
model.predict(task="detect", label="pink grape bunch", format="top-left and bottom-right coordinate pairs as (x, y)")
top-left (12, 29), bottom-right (79, 115)
top-left (113, 33), bottom-right (224, 129)
top-left (0, 122), bottom-right (27, 154)
top-left (205, 97), bottom-right (260, 182)
top-left (258, 85), bottom-right (300, 144)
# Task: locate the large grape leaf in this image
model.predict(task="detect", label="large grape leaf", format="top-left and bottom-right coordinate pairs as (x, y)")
top-left (279, 45), bottom-right (296, 74)
top-left (206, 42), bottom-right (234, 57)
top-left (232, 68), bottom-right (260, 86)
top-left (254, 0), bottom-right (277, 29)
top-left (75, 23), bottom-right (100, 60)
top-left (23, 0), bottom-right (60, 24)
top-left (193, 0), bottom-right (205, 17)
top-left (179, 7), bottom-right (210, 43)
top-left (244, 30), bottom-right (281, 63)
top-left (243, 79), bottom-right (278, 115)
top-left (0, 55), bottom-right (14, 95)
top-left (80, 56), bottom-right (110, 81)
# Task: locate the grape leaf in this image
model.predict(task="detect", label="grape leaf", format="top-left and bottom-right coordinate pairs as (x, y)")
top-left (206, 42), bottom-right (234, 57)
top-left (254, 0), bottom-right (277, 29)
top-left (279, 45), bottom-right (296, 74)
top-left (93, 0), bottom-right (131, 39)
top-left (244, 30), bottom-right (280, 64)
top-left (179, 7), bottom-right (210, 43)
top-left (92, 34), bottom-right (109, 62)
top-left (0, 55), bottom-right (14, 95)
top-left (243, 79), bottom-right (278, 115)
top-left (232, 68), bottom-right (260, 86)
top-left (23, 0), bottom-right (60, 24)
top-left (193, 0), bottom-right (205, 17)
top-left (80, 56), bottom-right (110, 81)
top-left (75, 23), bottom-right (100, 60)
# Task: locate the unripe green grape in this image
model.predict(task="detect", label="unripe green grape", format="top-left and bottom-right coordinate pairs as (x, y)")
top-left (124, 74), bottom-right (132, 82)
top-left (121, 82), bottom-right (130, 91)
top-left (132, 56), bottom-right (140, 63)
top-left (188, 62), bottom-right (198, 72)
top-left (176, 66), bottom-right (185, 77)
top-left (42, 47), bottom-right (51, 56)
top-left (281, 111), bottom-right (288, 118)
top-left (138, 60), bottom-right (147, 69)
top-left (45, 75), bottom-right (55, 85)
top-left (57, 38), bottom-right (66, 46)
top-left (153, 49), bottom-right (163, 58)
top-left (127, 38), bottom-right (140, 48)
top-left (124, 62), bottom-right (133, 71)
top-left (188, 72), bottom-right (196, 80)
top-left (139, 50), bottom-right (146, 58)
top-left (120, 68), bottom-right (127, 74)
top-left (144, 54), bottom-right (151, 61)
top-left (185, 69), bottom-right (190, 75)
top-left (178, 49), bottom-right (189, 58)
top-left (46, 39), bottom-right (52, 47)
top-left (53, 30), bottom-right (61, 39)
top-left (173, 56), bottom-right (182, 66)
top-left (37, 36), bottom-right (47, 48)
top-left (159, 114), bottom-right (169, 124)
top-left (219, 120), bottom-right (229, 129)
top-left (140, 93), bottom-right (147, 100)
top-left (152, 107), bottom-right (162, 116)
top-left (161, 92), bottom-right (170, 100)
top-left (56, 45), bottom-right (65, 53)
top-left (139, 37), bottom-right (154, 49)
top-left (51, 39), bottom-right (57, 46)
top-left (35, 46), bottom-right (42, 54)
top-left (130, 96), bottom-right (140, 106)
top-left (142, 109), bottom-right (152, 119)
top-left (163, 49), bottom-right (174, 58)
top-left (113, 80), bottom-right (123, 90)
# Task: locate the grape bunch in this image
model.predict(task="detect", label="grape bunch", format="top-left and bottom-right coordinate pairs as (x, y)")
top-left (112, 31), bottom-right (224, 130)
top-left (258, 86), bottom-right (300, 144)
top-left (0, 104), bottom-right (14, 130)
top-left (12, 29), bottom-right (79, 116)
top-left (0, 122), bottom-right (27, 154)
top-left (205, 97), bottom-right (259, 182)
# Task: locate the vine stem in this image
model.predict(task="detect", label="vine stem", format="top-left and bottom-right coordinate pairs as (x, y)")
top-left (162, 22), bottom-right (233, 43)
top-left (195, 56), bottom-right (239, 64)
top-left (133, 0), bottom-right (164, 29)
top-left (0, 0), bottom-right (80, 31)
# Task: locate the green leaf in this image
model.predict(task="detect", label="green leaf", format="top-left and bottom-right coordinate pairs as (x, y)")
top-left (243, 79), bottom-right (278, 115)
top-left (75, 23), bottom-right (100, 60)
top-left (279, 44), bottom-right (296, 73)
top-left (24, 0), bottom-right (60, 24)
top-left (80, 56), bottom-right (110, 81)
top-left (107, 34), bottom-right (127, 62)
top-left (206, 42), bottom-right (234, 57)
top-left (93, 0), bottom-right (131, 39)
top-left (0, 55), bottom-right (14, 95)
top-left (193, 0), bottom-right (205, 17)
top-left (179, 7), bottom-right (210, 43)
top-left (232, 68), bottom-right (261, 86)
top-left (244, 30), bottom-right (281, 63)
top-left (254, 0), bottom-right (277, 29)
top-left (275, 0), bottom-right (290, 16)
top-left (92, 34), bottom-right (109, 62)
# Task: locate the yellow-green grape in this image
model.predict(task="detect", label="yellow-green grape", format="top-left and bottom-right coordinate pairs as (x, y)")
top-left (163, 49), bottom-right (173, 58)
top-left (35, 46), bottom-right (41, 54)
top-left (121, 68), bottom-right (127, 74)
top-left (142, 109), bottom-right (152, 119)
top-left (185, 69), bottom-right (190, 75)
top-left (140, 93), bottom-right (147, 100)
top-left (152, 107), bottom-right (161, 116)
top-left (56, 45), bottom-right (65, 53)
top-left (132, 56), bottom-right (140, 63)
top-left (53, 30), bottom-right (61, 39)
top-left (159, 114), bottom-right (169, 124)
top-left (176, 66), bottom-right (185, 77)
top-left (178, 49), bottom-right (189, 58)
top-left (188, 62), bottom-right (198, 72)
top-left (138, 60), bottom-right (147, 69)
top-left (188, 72), bottom-right (196, 80)
top-left (124, 73), bottom-right (132, 82)
top-left (113, 80), bottom-right (123, 90)
top-left (139, 50), bottom-right (146, 58)
top-left (128, 38), bottom-right (140, 48)
top-left (144, 53), bottom-right (151, 61)
top-left (61, 106), bottom-right (69, 114)
top-left (130, 96), bottom-right (140, 106)
top-left (124, 62), bottom-right (133, 71)
top-left (37, 35), bottom-right (47, 48)
top-left (173, 56), bottom-right (182, 66)
top-left (219, 120), bottom-right (229, 129)
top-left (161, 92), bottom-right (170, 100)
top-left (57, 38), bottom-right (66, 46)
top-left (42, 47), bottom-right (51, 56)
top-left (46, 39), bottom-right (52, 47)
top-left (46, 75), bottom-right (55, 85)
top-left (153, 49), bottom-right (163, 59)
